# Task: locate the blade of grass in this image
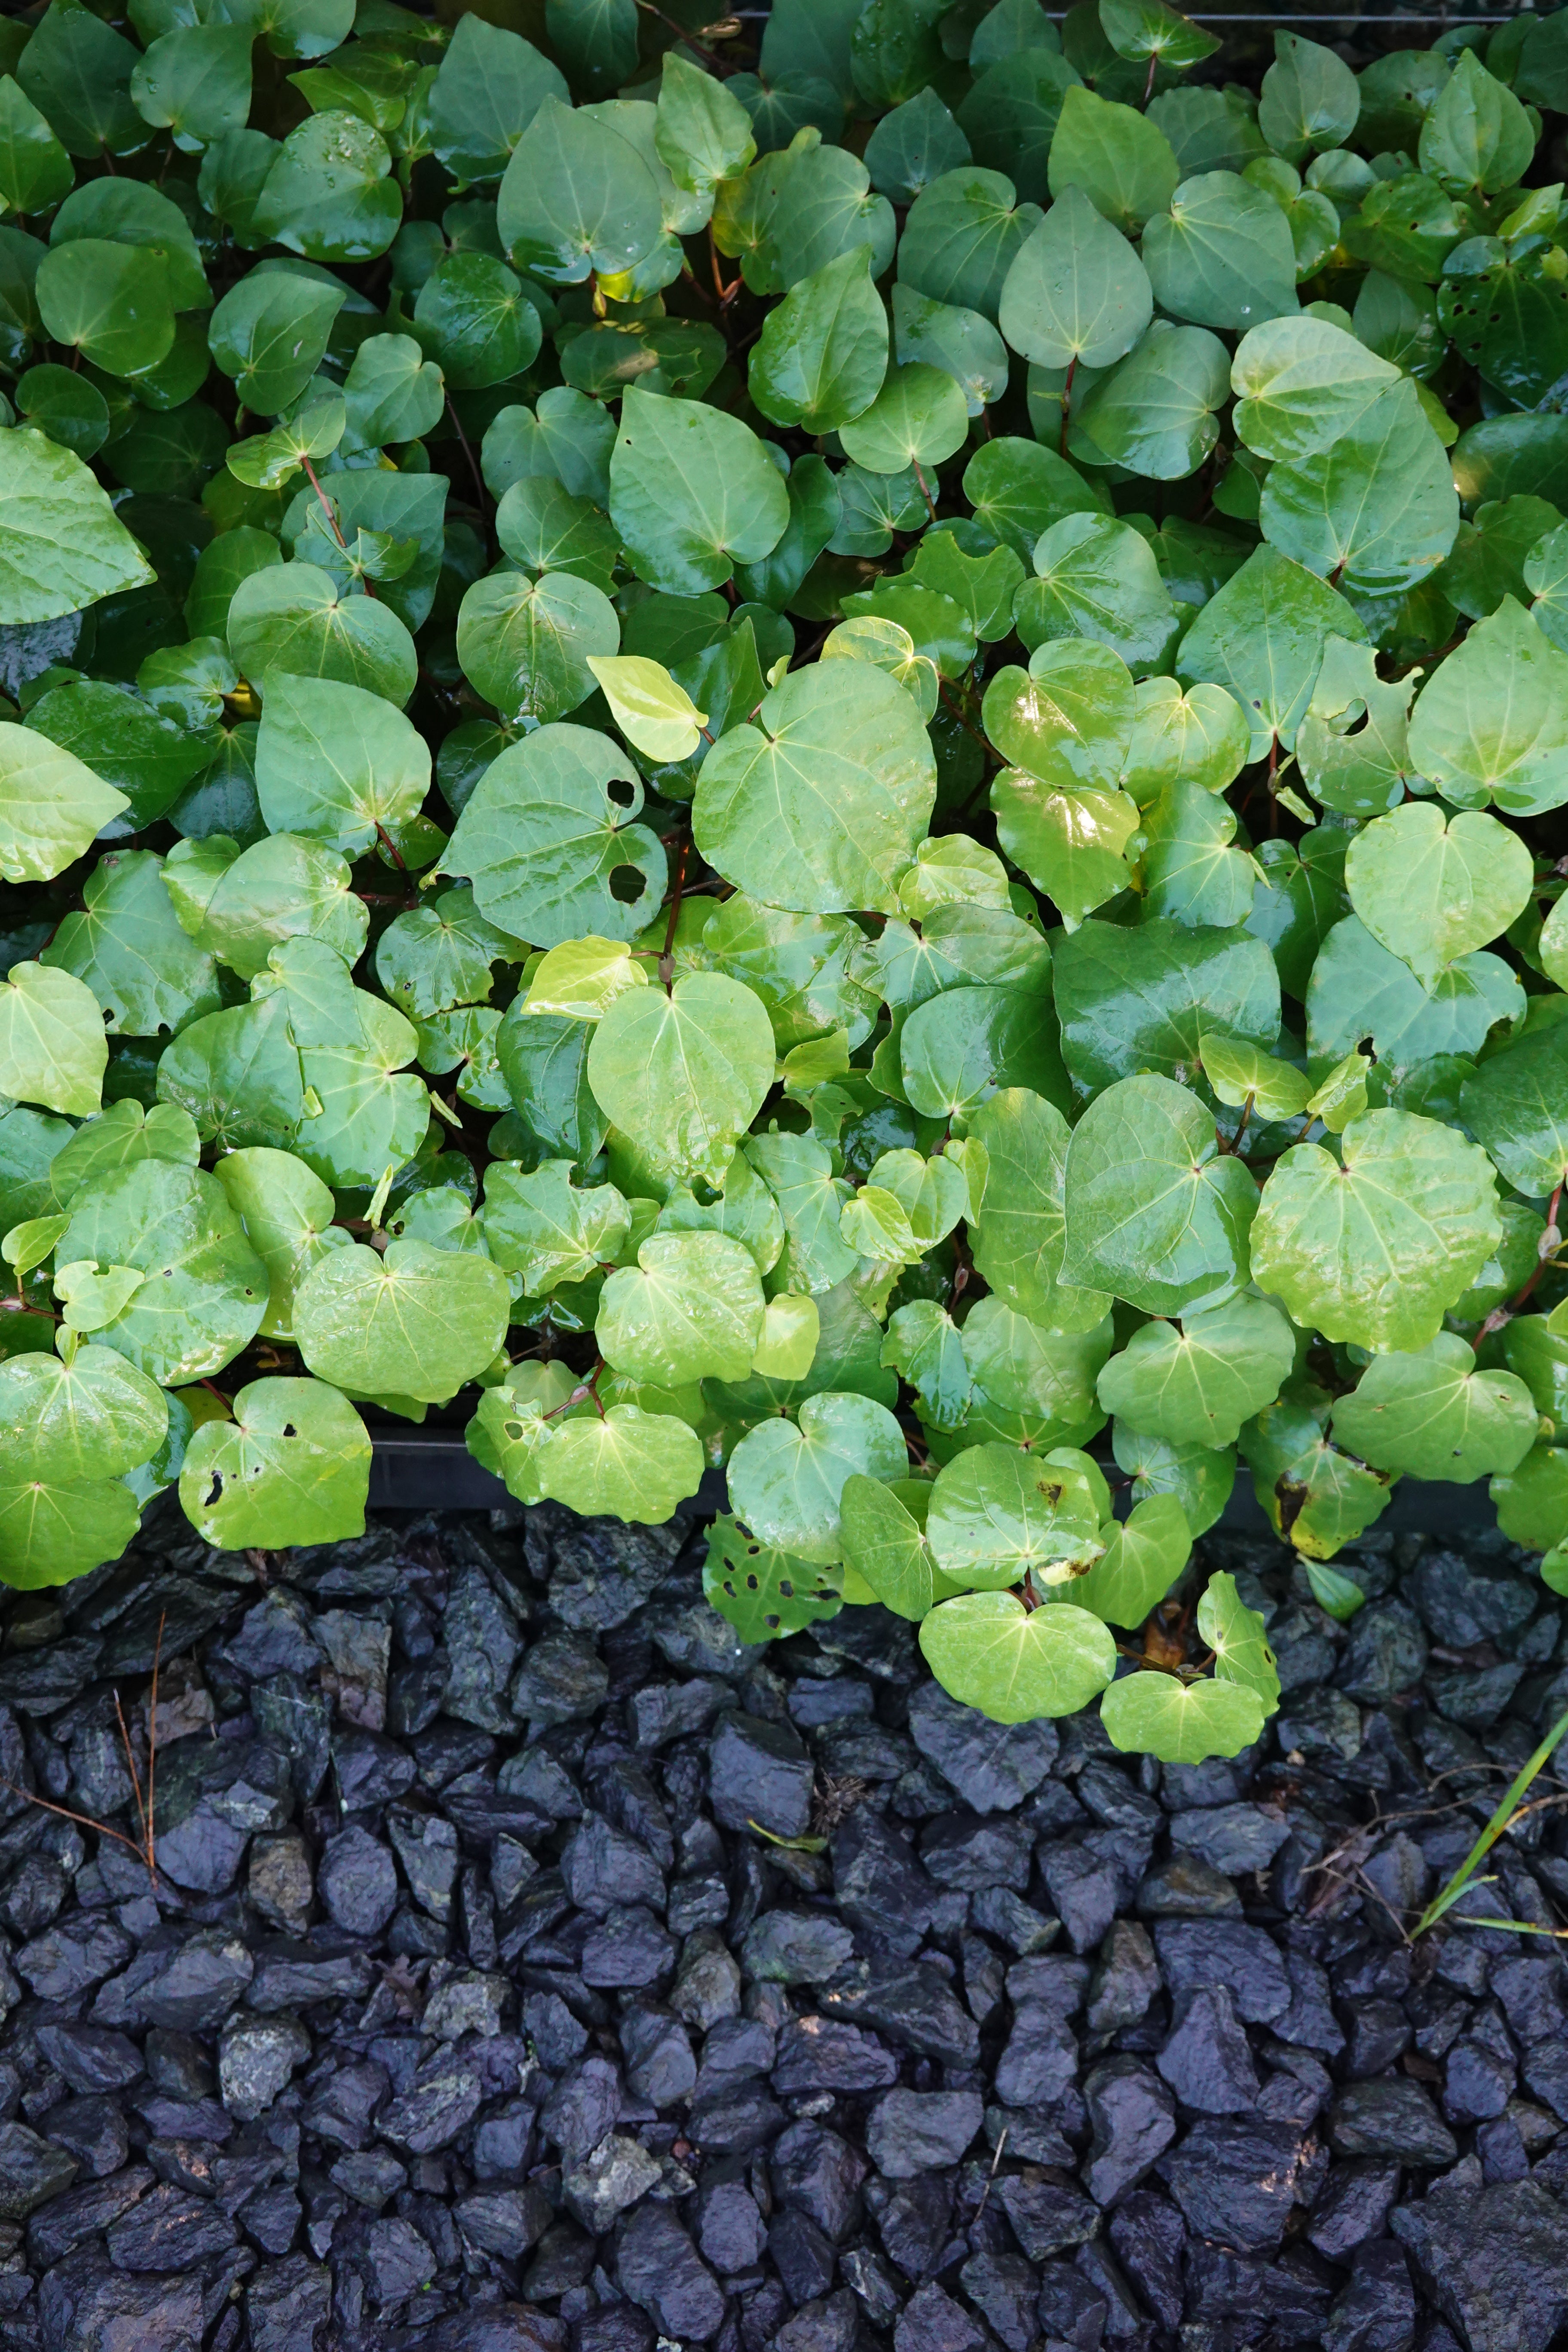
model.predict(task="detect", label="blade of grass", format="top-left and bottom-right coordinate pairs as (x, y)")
top-left (1413, 1701), bottom-right (1568, 1939)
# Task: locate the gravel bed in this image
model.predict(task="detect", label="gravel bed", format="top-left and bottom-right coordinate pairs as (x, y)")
top-left (0, 1501), bottom-right (1561, 2351)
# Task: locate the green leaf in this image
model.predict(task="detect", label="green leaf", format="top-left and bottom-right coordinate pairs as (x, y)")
top-left (609, 388), bottom-right (789, 596)
top-left (838, 361), bottom-right (970, 475)
top-left (1177, 543), bottom-right (1367, 759)
top-left (40, 848), bottom-right (219, 1038)
top-left (536, 1403), bottom-right (703, 1524)
top-left (55, 1160), bottom-right (267, 1386)
top-left (1100, 0), bottom-right (1220, 71)
top-left (1070, 1491), bottom-right (1191, 1628)
top-left (1295, 635), bottom-right (1418, 817)
top-left (1257, 31), bottom-right (1359, 163)
top-left (498, 94), bottom-right (663, 287)
top-left (0, 721), bottom-right (127, 884)
top-left (1097, 1294), bottom-right (1295, 1449)
top-left (427, 16), bottom-right (567, 187)
top-left (926, 1441), bottom-right (1106, 1589)
top-left (413, 253), bottom-right (542, 392)
top-left (0, 1342), bottom-right (166, 1483)
top-left (0, 1476), bottom-right (140, 1590)
top-left (456, 571), bottom-right (619, 726)
top-left (130, 24), bottom-right (253, 153)
top-left (0, 425), bottom-right (153, 623)
top-left (251, 111), bottom-right (401, 265)
top-left (1100, 1669), bottom-right (1265, 1762)
top-left (1054, 916), bottom-right (1280, 1096)
top-left (589, 972), bottom-right (776, 1190)
top-left (209, 270), bottom-right (346, 414)
top-left (1197, 1568), bottom-right (1280, 1704)
top-left (227, 561), bottom-right (418, 707)
top-left (1251, 1109), bottom-right (1502, 1353)
top-left (998, 184), bottom-right (1152, 369)
top-left (255, 673), bottom-right (429, 856)
top-left (1462, 1025), bottom-right (1568, 1197)
top-left (656, 52), bottom-right (756, 197)
top-left (1231, 314), bottom-right (1401, 463)
top-left (981, 639), bottom-right (1133, 789)
top-left (0, 76), bottom-right (73, 215)
top-left (343, 331), bottom-right (444, 448)
top-left (695, 658), bottom-right (934, 917)
top-left (483, 1158), bottom-right (629, 1294)
top-left (1143, 169), bottom-right (1298, 332)
top-left (1072, 321), bottom-right (1229, 481)
top-left (168, 831), bottom-right (367, 981)
top-left (1061, 1071), bottom-right (1259, 1316)
top-left (1047, 85), bottom-right (1179, 234)
top-left (1259, 379), bottom-right (1458, 600)
top-left (1123, 676), bottom-right (1250, 802)
top-left (883, 1298), bottom-right (972, 1427)
top-left (587, 655), bottom-right (706, 763)
top-left (597, 1230), bottom-right (765, 1385)
top-left (967, 1087), bottom-right (1111, 1333)
top-left (900, 983), bottom-right (1068, 1119)
top-left (213, 1145), bottom-right (349, 1341)
top-left (0, 962), bottom-right (104, 1118)
top-left (1419, 49), bottom-right (1533, 197)
top-left (440, 723), bottom-right (665, 947)
top-left (920, 1589), bottom-right (1117, 1721)
top-left (1492, 1439), bottom-right (1568, 1553)
top-left (864, 87), bottom-right (970, 208)
top-left (1406, 597), bottom-right (1568, 818)
top-left (747, 246), bottom-right (887, 436)
top-left (897, 165), bottom-right (1043, 324)
top-left (293, 1235), bottom-right (511, 1403)
top-left (1344, 803), bottom-right (1532, 991)
top-left (839, 1472), bottom-right (958, 1620)
top-left (1014, 513), bottom-right (1179, 671)
top-left (957, 49), bottom-right (1081, 209)
top-left (180, 1375), bottom-right (370, 1548)
top-left (703, 1511), bottom-right (842, 1643)
top-left (1331, 1331), bottom-right (1539, 1482)
top-left (16, 1), bottom-right (145, 160)
top-left (728, 1389), bottom-right (906, 1562)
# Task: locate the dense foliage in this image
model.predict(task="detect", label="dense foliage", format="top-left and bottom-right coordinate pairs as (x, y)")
top-left (10, 0), bottom-right (1568, 1761)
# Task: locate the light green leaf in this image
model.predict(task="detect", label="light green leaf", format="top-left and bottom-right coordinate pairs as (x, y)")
top-left (839, 1472), bottom-right (957, 1620)
top-left (920, 1589), bottom-right (1117, 1721)
top-left (997, 184), bottom-right (1153, 368)
top-left (968, 1087), bottom-right (1111, 1333)
top-left (982, 639), bottom-right (1134, 789)
top-left (727, 1389), bottom-right (907, 1563)
top-left (1407, 597), bottom-right (1568, 818)
top-left (1198, 1567), bottom-right (1280, 1704)
top-left (293, 1236), bottom-right (512, 1403)
top-left (1419, 48), bottom-right (1533, 197)
top-left (0, 723), bottom-right (127, 886)
top-left (927, 1442), bottom-right (1105, 1588)
top-left (0, 425), bottom-right (154, 623)
top-left (456, 570), bottom-right (619, 726)
top-left (214, 1145), bottom-right (350, 1341)
top-left (180, 1375), bottom-right (369, 1548)
top-left (1101, 1669), bottom-right (1265, 1761)
top-left (597, 1230), bottom-right (764, 1386)
top-left (0, 1477), bottom-right (140, 1591)
top-left (1061, 1071), bottom-right (1259, 1316)
top-left (536, 1402), bottom-right (703, 1524)
top-left (440, 723), bottom-right (666, 948)
top-left (1122, 676), bottom-right (1250, 802)
top-left (1250, 1108), bottom-right (1502, 1353)
top-left (55, 1160), bottom-right (267, 1387)
top-left (0, 963), bottom-right (105, 1118)
top-left (695, 658), bottom-right (934, 918)
top-left (1330, 1331), bottom-right (1539, 1482)
top-left (1344, 802), bottom-right (1532, 990)
top-left (498, 92), bottom-right (664, 286)
top-left (255, 672), bottom-right (429, 855)
top-left (1070, 1492), bottom-right (1191, 1628)
top-left (1072, 321), bottom-right (1229, 481)
top-left (483, 1158), bottom-right (629, 1294)
top-left (588, 971), bottom-right (776, 1189)
top-left (1097, 1294), bottom-right (1296, 1449)
top-left (838, 361), bottom-right (970, 475)
top-left (0, 1343), bottom-right (167, 1484)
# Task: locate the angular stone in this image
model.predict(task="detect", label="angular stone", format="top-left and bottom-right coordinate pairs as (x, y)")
top-left (219, 2015), bottom-right (310, 2124)
top-left (0, 2120), bottom-right (76, 2219)
top-left (710, 1710), bottom-right (814, 1839)
top-left (866, 2089), bottom-right (983, 2177)
top-left (906, 1680), bottom-right (1057, 1810)
top-left (616, 2199), bottom-right (726, 2343)
top-left (1393, 2177), bottom-right (1568, 2352)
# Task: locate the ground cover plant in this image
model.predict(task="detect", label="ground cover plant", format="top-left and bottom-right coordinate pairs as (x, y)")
top-left (9, 0), bottom-right (1568, 1767)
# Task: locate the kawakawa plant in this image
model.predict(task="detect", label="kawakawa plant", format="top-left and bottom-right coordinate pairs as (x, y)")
top-left (8, 0), bottom-right (1568, 1764)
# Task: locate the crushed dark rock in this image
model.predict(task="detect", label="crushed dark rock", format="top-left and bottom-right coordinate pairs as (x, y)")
top-left (0, 1507), bottom-right (1560, 2347)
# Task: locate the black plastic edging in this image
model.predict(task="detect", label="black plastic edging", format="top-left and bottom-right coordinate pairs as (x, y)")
top-left (364, 1436), bottom-right (1497, 1534)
